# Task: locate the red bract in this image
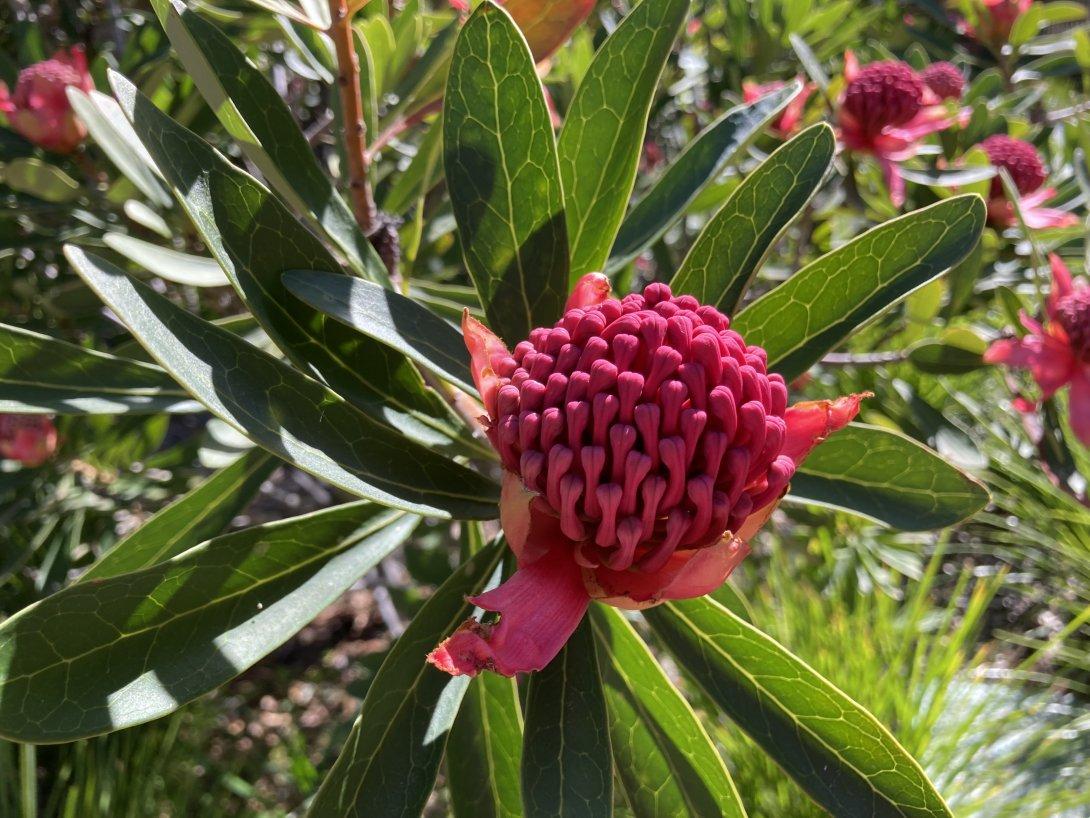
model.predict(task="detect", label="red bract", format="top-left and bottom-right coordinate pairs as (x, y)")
top-left (0, 47), bottom-right (93, 154)
top-left (985, 255), bottom-right (1090, 445)
top-left (837, 52), bottom-right (964, 207)
top-left (921, 62), bottom-right (965, 101)
top-left (0, 415), bottom-right (58, 467)
top-left (979, 135), bottom-right (1077, 229)
top-left (428, 275), bottom-right (864, 677)
top-left (742, 78), bottom-right (815, 139)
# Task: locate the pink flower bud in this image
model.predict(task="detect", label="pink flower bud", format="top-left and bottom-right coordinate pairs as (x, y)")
top-left (0, 414), bottom-right (58, 467)
top-left (429, 275), bottom-right (863, 677)
top-left (920, 62), bottom-right (965, 101)
top-left (841, 60), bottom-right (925, 137)
top-left (0, 47), bottom-right (93, 154)
top-left (980, 134), bottom-right (1046, 197)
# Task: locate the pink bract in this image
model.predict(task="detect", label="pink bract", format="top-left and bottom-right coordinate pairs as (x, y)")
top-left (0, 415), bottom-right (58, 467)
top-left (428, 275), bottom-right (864, 677)
top-left (0, 47), bottom-right (93, 154)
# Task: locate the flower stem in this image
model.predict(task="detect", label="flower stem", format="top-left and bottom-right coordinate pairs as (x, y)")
top-left (19, 743), bottom-right (36, 818)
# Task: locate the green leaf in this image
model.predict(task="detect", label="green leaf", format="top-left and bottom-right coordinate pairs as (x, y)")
top-left (448, 673), bottom-right (524, 818)
top-left (0, 504), bottom-right (417, 743)
top-left (66, 88), bottom-right (172, 209)
top-left (1, 158), bottom-right (80, 203)
top-left (308, 543), bottom-right (506, 818)
top-left (381, 113), bottom-right (443, 216)
top-left (609, 83), bottom-right (802, 271)
top-left (521, 616), bottom-right (612, 818)
top-left (558, 0), bottom-right (690, 279)
top-left (0, 322), bottom-right (197, 415)
top-left (644, 597), bottom-right (953, 818)
top-left (64, 246), bottom-right (499, 519)
top-left (670, 123), bottom-right (834, 313)
top-left (78, 448), bottom-right (278, 583)
top-left (109, 70), bottom-right (466, 451)
top-left (149, 0), bottom-right (382, 279)
top-left (788, 423), bottom-right (989, 530)
top-left (907, 330), bottom-right (987, 375)
top-left (445, 1), bottom-right (568, 345)
top-left (733, 195), bottom-right (985, 380)
top-left (104, 233), bottom-right (229, 288)
top-left (590, 606), bottom-right (746, 818)
top-left (283, 270), bottom-right (475, 395)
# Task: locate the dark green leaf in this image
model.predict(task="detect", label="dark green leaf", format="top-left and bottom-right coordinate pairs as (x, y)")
top-left (590, 606), bottom-right (746, 818)
top-left (283, 270), bottom-right (475, 395)
top-left (644, 597), bottom-right (953, 818)
top-left (789, 423), bottom-right (989, 530)
top-left (0, 504), bottom-right (417, 743)
top-left (109, 70), bottom-right (466, 451)
top-left (558, 0), bottom-right (691, 279)
top-left (445, 1), bottom-right (569, 345)
top-left (0, 322), bottom-right (197, 415)
top-left (609, 83), bottom-right (802, 270)
top-left (65, 246), bottom-right (499, 519)
top-left (670, 124), bottom-right (834, 313)
top-left (448, 673), bottom-right (524, 818)
top-left (308, 543), bottom-right (506, 818)
top-left (149, 0), bottom-right (384, 280)
top-left (733, 195), bottom-right (985, 380)
top-left (908, 331), bottom-right (987, 375)
top-left (522, 616), bottom-right (612, 818)
top-left (79, 448), bottom-right (278, 582)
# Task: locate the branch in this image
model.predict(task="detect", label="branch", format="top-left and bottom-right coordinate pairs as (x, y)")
top-left (328, 0), bottom-right (376, 234)
top-left (820, 351), bottom-right (908, 366)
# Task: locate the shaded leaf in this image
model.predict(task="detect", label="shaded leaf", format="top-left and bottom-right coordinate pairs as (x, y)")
top-left (308, 543), bottom-right (506, 818)
top-left (558, 0), bottom-right (690, 279)
top-left (522, 616), bottom-right (612, 818)
top-left (908, 330), bottom-right (987, 375)
top-left (2, 158), bottom-right (79, 202)
top-left (671, 123), bottom-right (834, 313)
top-left (590, 606), bottom-right (746, 818)
top-left (0, 504), bottom-right (417, 743)
top-left (733, 195), bottom-right (985, 380)
top-left (0, 322), bottom-right (197, 415)
top-left (445, 2), bottom-right (569, 345)
top-left (64, 246), bottom-right (499, 519)
top-left (644, 597), bottom-right (953, 818)
top-left (609, 83), bottom-right (802, 270)
top-left (283, 269), bottom-right (475, 394)
top-left (78, 448), bottom-right (278, 583)
top-left (789, 423), bottom-right (989, 530)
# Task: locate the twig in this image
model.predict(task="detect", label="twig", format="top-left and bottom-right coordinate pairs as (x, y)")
top-left (304, 109), bottom-right (335, 145)
top-left (327, 0), bottom-right (376, 235)
top-left (820, 351), bottom-right (908, 366)
top-left (365, 98), bottom-right (442, 161)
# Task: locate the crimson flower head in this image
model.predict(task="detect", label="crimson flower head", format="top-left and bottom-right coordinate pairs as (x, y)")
top-left (742, 78), bottom-right (815, 139)
top-left (963, 0), bottom-right (1033, 45)
top-left (428, 275), bottom-right (864, 677)
top-left (986, 255), bottom-right (1090, 445)
top-left (979, 135), bottom-right (1077, 229)
top-left (921, 62), bottom-right (965, 101)
top-left (0, 415), bottom-right (58, 467)
top-left (0, 47), bottom-right (93, 154)
top-left (837, 52), bottom-right (964, 207)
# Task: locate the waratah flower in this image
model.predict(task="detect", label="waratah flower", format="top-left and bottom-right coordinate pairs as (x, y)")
top-left (449, 0), bottom-right (595, 62)
top-left (837, 52), bottom-right (964, 207)
top-left (920, 62), bottom-right (965, 101)
top-left (428, 275), bottom-right (864, 677)
top-left (0, 47), bottom-right (93, 154)
top-left (742, 78), bottom-right (816, 139)
top-left (962, 0), bottom-right (1033, 45)
top-left (979, 135), bottom-right (1078, 229)
top-left (985, 255), bottom-right (1090, 445)
top-left (0, 415), bottom-right (58, 467)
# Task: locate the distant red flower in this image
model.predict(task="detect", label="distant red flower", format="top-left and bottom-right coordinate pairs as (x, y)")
top-left (921, 62), bottom-right (965, 100)
top-left (451, 0), bottom-right (596, 62)
top-left (742, 78), bottom-right (815, 139)
top-left (0, 47), bottom-right (93, 154)
top-left (0, 415), bottom-right (58, 467)
top-left (964, 0), bottom-right (1033, 45)
top-left (836, 52), bottom-right (964, 207)
top-left (427, 275), bottom-right (863, 677)
top-left (979, 135), bottom-right (1077, 229)
top-left (986, 255), bottom-right (1090, 445)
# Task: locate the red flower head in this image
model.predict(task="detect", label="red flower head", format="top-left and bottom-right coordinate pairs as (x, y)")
top-left (837, 52), bottom-right (964, 207)
top-left (979, 135), bottom-right (1077, 229)
top-left (0, 47), bottom-right (93, 154)
top-left (921, 62), bottom-right (965, 101)
top-left (742, 78), bottom-right (816, 139)
top-left (986, 256), bottom-right (1090, 444)
top-left (0, 415), bottom-right (58, 467)
top-left (428, 275), bottom-right (864, 676)
top-left (966, 0), bottom-right (1033, 45)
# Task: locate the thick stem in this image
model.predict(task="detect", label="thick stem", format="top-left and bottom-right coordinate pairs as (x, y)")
top-left (20, 743), bottom-right (36, 818)
top-left (328, 0), bottom-right (376, 234)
